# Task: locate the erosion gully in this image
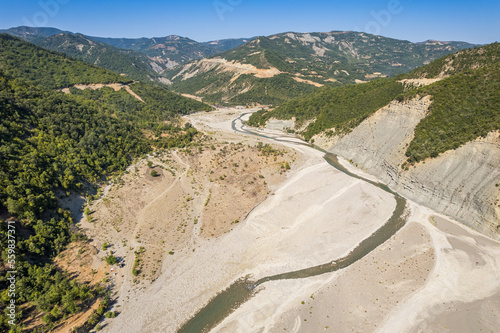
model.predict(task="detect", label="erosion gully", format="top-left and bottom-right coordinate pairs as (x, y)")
top-left (177, 113), bottom-right (408, 333)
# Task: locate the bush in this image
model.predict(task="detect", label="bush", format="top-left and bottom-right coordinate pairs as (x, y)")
top-left (104, 311), bottom-right (116, 318)
top-left (105, 254), bottom-right (117, 265)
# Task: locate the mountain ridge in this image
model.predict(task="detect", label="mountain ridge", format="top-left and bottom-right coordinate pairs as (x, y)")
top-left (0, 26), bottom-right (252, 69)
top-left (165, 30), bottom-right (476, 105)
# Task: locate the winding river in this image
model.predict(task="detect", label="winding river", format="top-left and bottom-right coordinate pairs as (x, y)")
top-left (177, 113), bottom-right (409, 333)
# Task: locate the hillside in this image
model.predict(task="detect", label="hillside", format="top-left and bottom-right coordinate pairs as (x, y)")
top-left (0, 33), bottom-right (132, 88)
top-left (403, 45), bottom-right (500, 163)
top-left (249, 43), bottom-right (499, 152)
top-left (0, 27), bottom-right (171, 83)
top-left (248, 77), bottom-right (407, 140)
top-left (248, 43), bottom-right (500, 238)
top-left (166, 31), bottom-right (475, 105)
top-left (0, 35), bottom-right (210, 332)
top-left (37, 33), bottom-right (171, 83)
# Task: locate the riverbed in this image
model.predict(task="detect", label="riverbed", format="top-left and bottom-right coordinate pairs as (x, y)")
top-left (104, 107), bottom-right (500, 333)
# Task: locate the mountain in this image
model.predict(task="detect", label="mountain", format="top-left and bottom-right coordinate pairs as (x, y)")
top-left (87, 35), bottom-right (251, 69)
top-left (248, 43), bottom-right (500, 238)
top-left (0, 26), bottom-right (251, 82)
top-left (36, 33), bottom-right (171, 83)
top-left (166, 31), bottom-right (476, 105)
top-left (203, 37), bottom-right (254, 52)
top-left (0, 33), bottom-right (132, 88)
top-left (0, 26), bottom-right (70, 42)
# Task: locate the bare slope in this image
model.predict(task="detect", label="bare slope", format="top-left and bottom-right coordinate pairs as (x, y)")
top-left (328, 98), bottom-right (500, 239)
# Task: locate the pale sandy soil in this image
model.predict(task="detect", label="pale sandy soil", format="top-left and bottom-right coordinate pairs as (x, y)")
top-left (293, 76), bottom-right (324, 87)
top-left (398, 78), bottom-right (442, 87)
top-left (60, 83), bottom-right (145, 102)
top-left (82, 107), bottom-right (499, 333)
top-left (99, 109), bottom-right (396, 332)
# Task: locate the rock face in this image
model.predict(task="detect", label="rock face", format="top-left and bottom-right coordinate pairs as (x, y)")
top-left (266, 118), bottom-right (295, 131)
top-left (328, 97), bottom-right (500, 239)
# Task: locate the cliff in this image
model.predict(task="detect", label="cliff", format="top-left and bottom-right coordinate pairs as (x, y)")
top-left (327, 97), bottom-right (500, 239)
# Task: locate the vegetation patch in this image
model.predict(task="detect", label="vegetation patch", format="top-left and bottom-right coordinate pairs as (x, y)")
top-left (403, 62), bottom-right (500, 163)
top-left (248, 77), bottom-right (406, 140)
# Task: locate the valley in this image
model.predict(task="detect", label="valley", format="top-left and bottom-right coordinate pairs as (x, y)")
top-left (87, 108), bottom-right (500, 333)
top-left (0, 17), bottom-right (498, 333)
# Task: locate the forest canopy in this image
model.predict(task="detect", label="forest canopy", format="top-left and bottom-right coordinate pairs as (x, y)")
top-left (0, 35), bottom-right (211, 331)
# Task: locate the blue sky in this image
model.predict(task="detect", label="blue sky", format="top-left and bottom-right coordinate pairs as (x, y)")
top-left (0, 0), bottom-right (498, 43)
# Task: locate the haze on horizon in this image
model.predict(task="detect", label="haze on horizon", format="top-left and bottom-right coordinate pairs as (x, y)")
top-left (0, 0), bottom-right (499, 44)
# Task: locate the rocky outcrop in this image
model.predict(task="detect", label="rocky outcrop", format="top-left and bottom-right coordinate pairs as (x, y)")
top-left (265, 118), bottom-right (295, 131)
top-left (328, 97), bottom-right (500, 239)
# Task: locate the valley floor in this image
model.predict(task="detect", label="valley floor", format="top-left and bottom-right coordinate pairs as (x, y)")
top-left (78, 108), bottom-right (499, 333)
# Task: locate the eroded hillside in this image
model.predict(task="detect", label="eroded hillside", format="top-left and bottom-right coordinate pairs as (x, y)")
top-left (81, 135), bottom-right (298, 285)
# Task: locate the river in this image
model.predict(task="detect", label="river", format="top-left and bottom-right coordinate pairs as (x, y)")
top-left (177, 113), bottom-right (409, 333)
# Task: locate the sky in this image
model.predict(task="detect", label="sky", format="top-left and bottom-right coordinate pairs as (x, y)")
top-left (0, 0), bottom-right (498, 44)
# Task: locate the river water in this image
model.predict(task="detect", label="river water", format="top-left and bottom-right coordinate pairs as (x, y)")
top-left (177, 115), bottom-right (408, 333)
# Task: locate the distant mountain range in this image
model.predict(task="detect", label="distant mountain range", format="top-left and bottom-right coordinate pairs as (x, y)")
top-left (164, 31), bottom-right (476, 105)
top-left (1, 26), bottom-right (478, 106)
top-left (89, 34), bottom-right (251, 69)
top-left (0, 26), bottom-right (252, 83)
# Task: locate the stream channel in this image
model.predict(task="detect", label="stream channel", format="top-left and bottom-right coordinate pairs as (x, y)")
top-left (177, 113), bottom-right (409, 332)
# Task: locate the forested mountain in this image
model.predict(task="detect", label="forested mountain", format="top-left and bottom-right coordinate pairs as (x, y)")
top-left (88, 35), bottom-right (251, 69)
top-left (89, 34), bottom-right (217, 70)
top-left (248, 43), bottom-right (500, 162)
top-left (0, 33), bottom-right (131, 88)
top-left (0, 34), bottom-right (210, 332)
top-left (165, 31), bottom-right (475, 106)
top-left (37, 33), bottom-right (172, 83)
top-left (0, 27), bottom-right (172, 83)
top-left (0, 26), bottom-right (71, 42)
top-left (0, 26), bottom-right (251, 82)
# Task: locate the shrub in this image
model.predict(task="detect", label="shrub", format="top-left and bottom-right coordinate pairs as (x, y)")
top-left (105, 254), bottom-right (117, 265)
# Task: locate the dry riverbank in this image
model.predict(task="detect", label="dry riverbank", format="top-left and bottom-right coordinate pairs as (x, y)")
top-left (89, 107), bottom-right (500, 333)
